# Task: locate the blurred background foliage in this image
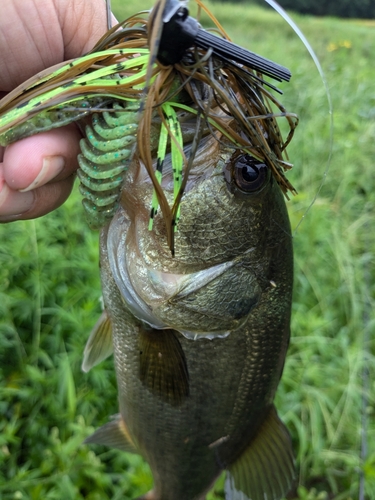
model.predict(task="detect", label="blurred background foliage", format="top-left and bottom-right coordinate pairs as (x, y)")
top-left (218, 0), bottom-right (375, 19)
top-left (0, 0), bottom-right (374, 499)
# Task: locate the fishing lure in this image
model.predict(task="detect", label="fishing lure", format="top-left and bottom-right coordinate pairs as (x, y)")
top-left (77, 100), bottom-right (140, 229)
top-left (0, 0), bottom-right (298, 253)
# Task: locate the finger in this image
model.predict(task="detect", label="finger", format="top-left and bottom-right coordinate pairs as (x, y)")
top-left (0, 124), bottom-right (81, 220)
top-left (0, 0), bottom-right (116, 91)
top-left (2, 124), bottom-right (81, 192)
top-left (57, 0), bottom-right (118, 59)
top-left (0, 175), bottom-right (75, 222)
top-left (0, 177), bottom-right (34, 220)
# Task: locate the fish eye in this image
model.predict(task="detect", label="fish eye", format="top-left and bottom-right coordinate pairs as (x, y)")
top-left (233, 154), bottom-right (269, 193)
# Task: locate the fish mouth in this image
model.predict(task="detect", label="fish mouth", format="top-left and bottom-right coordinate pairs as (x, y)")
top-left (107, 206), bottom-right (259, 340)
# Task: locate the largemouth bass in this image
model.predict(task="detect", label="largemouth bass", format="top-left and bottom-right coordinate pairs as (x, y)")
top-left (84, 122), bottom-right (295, 499)
top-left (80, 3), bottom-right (296, 499)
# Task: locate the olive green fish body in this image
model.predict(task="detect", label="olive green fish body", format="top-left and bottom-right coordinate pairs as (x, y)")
top-left (90, 135), bottom-right (295, 500)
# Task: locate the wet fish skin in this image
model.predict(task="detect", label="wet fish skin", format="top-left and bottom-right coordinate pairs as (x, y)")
top-left (88, 137), bottom-right (295, 500)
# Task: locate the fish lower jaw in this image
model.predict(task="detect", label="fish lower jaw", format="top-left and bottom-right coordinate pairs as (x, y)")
top-left (115, 262), bottom-right (247, 340)
top-left (119, 290), bottom-right (233, 341)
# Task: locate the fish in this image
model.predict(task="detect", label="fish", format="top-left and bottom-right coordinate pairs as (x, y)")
top-left (83, 114), bottom-right (295, 499)
top-left (81, 6), bottom-right (296, 499)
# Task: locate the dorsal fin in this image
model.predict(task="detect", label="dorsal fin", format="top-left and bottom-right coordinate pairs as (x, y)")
top-left (139, 327), bottom-right (189, 406)
top-left (225, 405), bottom-right (295, 500)
top-left (82, 310), bottom-right (113, 372)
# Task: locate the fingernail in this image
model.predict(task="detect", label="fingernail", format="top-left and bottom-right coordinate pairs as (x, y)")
top-left (19, 155), bottom-right (65, 192)
top-left (0, 183), bottom-right (35, 217)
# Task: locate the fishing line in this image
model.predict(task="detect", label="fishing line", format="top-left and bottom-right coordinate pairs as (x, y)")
top-left (359, 214), bottom-right (371, 500)
top-left (106, 0), bottom-right (112, 30)
top-left (264, 0), bottom-right (334, 235)
top-left (262, 3), bottom-right (374, 497)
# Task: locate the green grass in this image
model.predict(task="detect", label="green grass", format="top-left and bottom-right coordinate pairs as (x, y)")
top-left (1, 1), bottom-right (374, 499)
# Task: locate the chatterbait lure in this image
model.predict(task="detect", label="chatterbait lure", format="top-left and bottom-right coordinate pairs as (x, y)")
top-left (0, 0), bottom-right (298, 253)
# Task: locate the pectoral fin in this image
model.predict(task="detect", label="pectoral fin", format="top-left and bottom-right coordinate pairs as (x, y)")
top-left (82, 310), bottom-right (113, 373)
top-left (139, 327), bottom-right (189, 406)
top-left (225, 405), bottom-right (295, 500)
top-left (85, 414), bottom-right (137, 453)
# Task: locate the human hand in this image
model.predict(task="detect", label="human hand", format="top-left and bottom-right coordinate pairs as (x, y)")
top-left (0, 0), bottom-right (114, 221)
